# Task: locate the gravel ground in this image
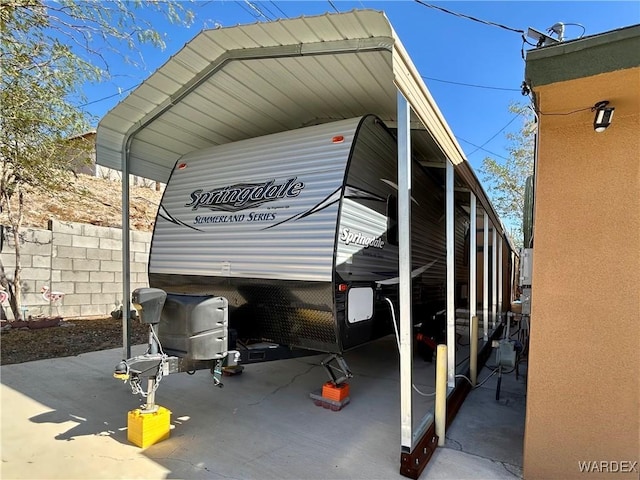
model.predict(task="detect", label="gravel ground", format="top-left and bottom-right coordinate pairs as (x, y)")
top-left (0, 316), bottom-right (148, 365)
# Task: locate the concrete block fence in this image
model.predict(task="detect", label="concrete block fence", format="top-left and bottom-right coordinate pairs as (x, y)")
top-left (0, 219), bottom-right (151, 320)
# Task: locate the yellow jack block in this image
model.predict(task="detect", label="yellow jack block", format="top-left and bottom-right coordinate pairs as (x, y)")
top-left (127, 406), bottom-right (171, 448)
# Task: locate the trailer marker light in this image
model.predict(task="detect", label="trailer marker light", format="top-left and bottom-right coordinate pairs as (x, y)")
top-left (332, 135), bottom-right (344, 144)
top-left (338, 283), bottom-right (348, 292)
top-left (178, 163), bottom-right (187, 170)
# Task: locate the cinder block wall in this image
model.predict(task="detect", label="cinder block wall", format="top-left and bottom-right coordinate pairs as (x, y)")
top-left (0, 220), bottom-right (150, 319)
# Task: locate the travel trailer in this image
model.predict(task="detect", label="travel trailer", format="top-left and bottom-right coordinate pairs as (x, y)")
top-left (148, 115), bottom-right (460, 358)
top-left (102, 12), bottom-right (518, 473)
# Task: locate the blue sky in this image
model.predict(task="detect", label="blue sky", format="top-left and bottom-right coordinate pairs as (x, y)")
top-left (80, 1), bottom-right (639, 173)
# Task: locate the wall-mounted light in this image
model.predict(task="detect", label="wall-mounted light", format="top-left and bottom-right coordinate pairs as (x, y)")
top-left (592, 100), bottom-right (615, 133)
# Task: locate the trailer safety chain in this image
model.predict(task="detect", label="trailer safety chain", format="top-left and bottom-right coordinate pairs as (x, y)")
top-left (128, 354), bottom-right (169, 398)
top-left (115, 325), bottom-right (169, 398)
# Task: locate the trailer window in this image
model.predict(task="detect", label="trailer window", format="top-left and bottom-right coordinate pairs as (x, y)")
top-left (387, 195), bottom-right (398, 246)
top-left (347, 287), bottom-right (374, 323)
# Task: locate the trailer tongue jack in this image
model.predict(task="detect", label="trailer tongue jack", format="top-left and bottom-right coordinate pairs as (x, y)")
top-left (113, 288), bottom-right (177, 413)
top-left (114, 288), bottom-right (241, 446)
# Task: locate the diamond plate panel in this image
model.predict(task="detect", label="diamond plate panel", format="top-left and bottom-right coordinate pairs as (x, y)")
top-left (150, 274), bottom-right (338, 352)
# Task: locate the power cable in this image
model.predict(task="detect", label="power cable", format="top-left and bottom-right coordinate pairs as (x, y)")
top-left (524, 94), bottom-right (596, 116)
top-left (79, 84), bottom-right (137, 107)
top-left (562, 22), bottom-right (586, 39)
top-left (259, 2), bottom-right (279, 20)
top-left (244, 0), bottom-right (274, 21)
top-left (537, 105), bottom-right (593, 116)
top-left (327, 0), bottom-right (340, 13)
top-left (269, 1), bottom-right (289, 18)
top-left (456, 136), bottom-right (510, 162)
top-left (422, 75), bottom-right (520, 92)
top-left (413, 0), bottom-right (525, 34)
top-left (467, 110), bottom-right (522, 156)
top-left (234, 1), bottom-right (262, 21)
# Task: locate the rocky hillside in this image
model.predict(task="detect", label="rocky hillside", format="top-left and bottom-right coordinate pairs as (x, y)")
top-left (1, 174), bottom-right (163, 232)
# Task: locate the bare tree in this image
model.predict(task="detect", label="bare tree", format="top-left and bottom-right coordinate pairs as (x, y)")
top-left (0, 0), bottom-right (193, 320)
top-left (479, 103), bottom-right (535, 248)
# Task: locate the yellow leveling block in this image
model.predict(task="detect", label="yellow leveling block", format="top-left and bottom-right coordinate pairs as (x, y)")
top-left (127, 406), bottom-right (171, 448)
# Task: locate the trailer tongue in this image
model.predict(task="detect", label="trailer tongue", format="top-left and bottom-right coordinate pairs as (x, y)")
top-left (113, 288), bottom-right (239, 412)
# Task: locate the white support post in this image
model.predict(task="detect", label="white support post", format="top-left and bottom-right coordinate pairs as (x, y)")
top-left (446, 160), bottom-right (455, 389)
top-left (470, 316), bottom-right (478, 386)
top-left (492, 227), bottom-right (497, 328)
top-left (469, 194), bottom-right (477, 347)
top-left (483, 212), bottom-right (489, 341)
top-left (435, 344), bottom-right (448, 446)
top-left (397, 91), bottom-right (413, 452)
top-left (498, 235), bottom-right (503, 320)
top-left (121, 144), bottom-right (131, 360)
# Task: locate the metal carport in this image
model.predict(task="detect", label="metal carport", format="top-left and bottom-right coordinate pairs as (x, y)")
top-left (96, 9), bottom-right (508, 478)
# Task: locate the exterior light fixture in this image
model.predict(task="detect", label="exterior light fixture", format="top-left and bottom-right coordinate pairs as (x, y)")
top-left (592, 100), bottom-right (614, 133)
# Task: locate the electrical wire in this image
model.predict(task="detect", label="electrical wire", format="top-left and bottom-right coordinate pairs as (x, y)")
top-left (384, 297), bottom-right (436, 397)
top-left (413, 0), bottom-right (524, 35)
top-left (562, 22), bottom-right (586, 39)
top-left (522, 90), bottom-right (596, 117)
top-left (269, 1), bottom-right (289, 19)
top-left (456, 136), bottom-right (511, 161)
top-left (327, 0), bottom-right (340, 13)
top-left (537, 105), bottom-right (593, 116)
top-left (466, 110), bottom-right (523, 156)
top-left (149, 324), bottom-right (166, 356)
top-left (421, 75), bottom-right (520, 92)
top-left (456, 368), bottom-right (499, 389)
top-left (243, 0), bottom-right (273, 21)
top-left (235, 1), bottom-right (262, 21)
top-left (79, 84), bottom-right (137, 107)
top-left (259, 2), bottom-right (279, 20)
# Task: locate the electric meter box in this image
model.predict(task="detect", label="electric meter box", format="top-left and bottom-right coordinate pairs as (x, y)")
top-left (519, 248), bottom-right (533, 287)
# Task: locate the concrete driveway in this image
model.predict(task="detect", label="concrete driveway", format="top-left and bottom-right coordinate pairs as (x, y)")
top-left (1, 336), bottom-right (525, 479)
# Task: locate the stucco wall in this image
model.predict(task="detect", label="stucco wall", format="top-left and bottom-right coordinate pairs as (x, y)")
top-left (0, 220), bottom-right (150, 320)
top-left (524, 69), bottom-right (640, 478)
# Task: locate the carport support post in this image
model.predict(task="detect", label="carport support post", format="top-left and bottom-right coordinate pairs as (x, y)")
top-left (492, 228), bottom-right (497, 328)
top-left (435, 344), bottom-right (447, 446)
top-left (446, 160), bottom-right (455, 388)
top-left (121, 146), bottom-right (132, 359)
top-left (397, 91), bottom-right (413, 452)
top-left (469, 194), bottom-right (477, 348)
top-left (483, 213), bottom-right (489, 341)
top-left (498, 236), bottom-right (503, 319)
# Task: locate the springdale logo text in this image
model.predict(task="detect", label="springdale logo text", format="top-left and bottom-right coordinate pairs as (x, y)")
top-left (340, 228), bottom-right (385, 249)
top-left (186, 178), bottom-right (305, 212)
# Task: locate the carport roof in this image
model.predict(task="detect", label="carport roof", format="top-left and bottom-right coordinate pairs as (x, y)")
top-left (95, 9), bottom-right (504, 232)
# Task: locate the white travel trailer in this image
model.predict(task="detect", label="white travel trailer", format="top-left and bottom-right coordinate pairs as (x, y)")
top-left (99, 12), bottom-right (518, 472)
top-left (149, 115), bottom-right (457, 356)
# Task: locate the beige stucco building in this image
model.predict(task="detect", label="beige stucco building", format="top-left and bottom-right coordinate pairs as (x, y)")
top-left (523, 25), bottom-right (640, 479)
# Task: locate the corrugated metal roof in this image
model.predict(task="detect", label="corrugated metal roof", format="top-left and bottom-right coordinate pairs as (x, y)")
top-left (95, 9), bottom-right (504, 231)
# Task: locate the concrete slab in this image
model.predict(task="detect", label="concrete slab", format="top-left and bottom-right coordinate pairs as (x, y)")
top-left (1, 336), bottom-right (525, 479)
top-left (423, 349), bottom-right (526, 479)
